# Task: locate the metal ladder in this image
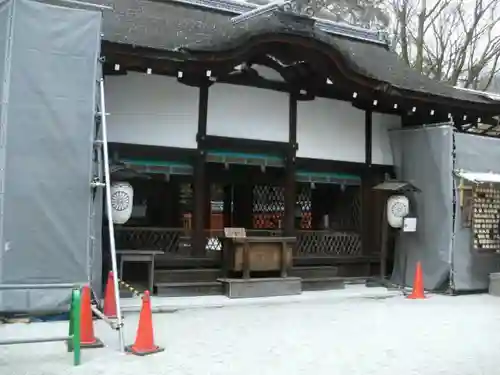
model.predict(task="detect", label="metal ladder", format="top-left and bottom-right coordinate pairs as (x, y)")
top-left (94, 78), bottom-right (125, 352)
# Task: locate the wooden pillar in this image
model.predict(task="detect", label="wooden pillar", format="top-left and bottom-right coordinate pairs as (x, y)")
top-left (311, 185), bottom-right (329, 230)
top-left (146, 179), bottom-right (173, 227)
top-left (361, 110), bottom-right (374, 265)
top-left (193, 84), bottom-right (209, 255)
top-left (284, 94), bottom-right (297, 236)
top-left (223, 185), bottom-right (232, 228)
top-left (204, 179), bottom-right (212, 230)
top-left (364, 109), bottom-right (373, 168)
top-left (169, 180), bottom-right (181, 228)
top-left (233, 184), bottom-right (253, 228)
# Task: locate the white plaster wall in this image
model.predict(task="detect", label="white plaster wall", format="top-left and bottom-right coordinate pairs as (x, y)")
top-left (372, 113), bottom-right (402, 165)
top-left (297, 98), bottom-right (365, 163)
top-left (207, 83), bottom-right (289, 142)
top-left (105, 72), bottom-right (199, 149)
top-left (104, 71), bottom-right (398, 165)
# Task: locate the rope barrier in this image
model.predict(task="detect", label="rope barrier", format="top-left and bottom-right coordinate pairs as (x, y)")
top-left (116, 277), bottom-right (145, 298)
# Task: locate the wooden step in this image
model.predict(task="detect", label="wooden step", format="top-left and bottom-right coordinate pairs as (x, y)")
top-left (155, 256), bottom-right (220, 269)
top-left (156, 281), bottom-right (223, 297)
top-left (301, 277), bottom-right (346, 291)
top-left (289, 266), bottom-right (339, 279)
top-left (154, 268), bottom-right (221, 283)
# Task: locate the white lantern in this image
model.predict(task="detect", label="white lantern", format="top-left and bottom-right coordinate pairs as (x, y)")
top-left (387, 195), bottom-right (410, 229)
top-left (109, 182), bottom-right (134, 224)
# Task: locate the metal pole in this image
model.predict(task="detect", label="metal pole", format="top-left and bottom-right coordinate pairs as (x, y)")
top-left (0, 283), bottom-right (83, 290)
top-left (91, 304), bottom-right (118, 329)
top-left (35, 0), bottom-right (114, 11)
top-left (98, 78), bottom-right (125, 352)
top-left (0, 336), bottom-right (71, 345)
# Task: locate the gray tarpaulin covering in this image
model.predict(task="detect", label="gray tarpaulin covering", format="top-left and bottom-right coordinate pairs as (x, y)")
top-left (0, 0), bottom-right (102, 312)
top-left (0, 2), bottom-right (8, 136)
top-left (389, 125), bottom-right (454, 290)
top-left (389, 125), bottom-right (500, 292)
top-left (453, 133), bottom-right (500, 291)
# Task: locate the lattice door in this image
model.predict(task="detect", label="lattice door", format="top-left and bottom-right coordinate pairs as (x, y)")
top-left (297, 184), bottom-right (312, 229)
top-left (253, 185), bottom-right (284, 229)
top-left (179, 183), bottom-right (193, 230)
top-left (333, 186), bottom-right (361, 231)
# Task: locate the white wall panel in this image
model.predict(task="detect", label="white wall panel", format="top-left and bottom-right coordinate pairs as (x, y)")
top-left (104, 72), bottom-right (399, 165)
top-left (105, 72), bottom-right (199, 149)
top-left (297, 98), bottom-right (365, 163)
top-left (372, 113), bottom-right (401, 165)
top-left (207, 83), bottom-right (289, 142)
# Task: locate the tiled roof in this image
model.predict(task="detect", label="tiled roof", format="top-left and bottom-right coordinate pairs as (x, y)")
top-left (93, 0), bottom-right (499, 107)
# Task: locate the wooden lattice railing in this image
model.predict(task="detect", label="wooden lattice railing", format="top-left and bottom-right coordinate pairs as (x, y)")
top-left (113, 227), bottom-right (191, 255)
top-left (295, 230), bottom-right (362, 257)
top-left (113, 227), bottom-right (362, 258)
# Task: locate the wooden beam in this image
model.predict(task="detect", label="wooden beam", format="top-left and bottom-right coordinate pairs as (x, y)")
top-left (193, 84), bottom-right (209, 256)
top-left (284, 94), bottom-right (298, 236)
top-left (365, 110), bottom-right (372, 166)
top-left (103, 40), bottom-right (500, 115)
top-left (203, 135), bottom-right (289, 155)
top-left (219, 72), bottom-right (291, 93)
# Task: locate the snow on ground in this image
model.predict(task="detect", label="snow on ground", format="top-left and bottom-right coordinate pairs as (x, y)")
top-left (1, 287), bottom-right (500, 375)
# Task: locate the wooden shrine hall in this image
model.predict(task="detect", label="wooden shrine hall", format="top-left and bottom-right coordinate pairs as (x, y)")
top-left (96, 0), bottom-right (500, 297)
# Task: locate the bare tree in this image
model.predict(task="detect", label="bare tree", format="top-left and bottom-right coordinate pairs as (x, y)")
top-left (244, 0), bottom-right (500, 90)
top-left (390, 0), bottom-right (500, 90)
top-left (319, 0), bottom-right (391, 29)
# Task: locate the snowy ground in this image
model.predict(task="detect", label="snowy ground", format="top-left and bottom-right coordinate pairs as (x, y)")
top-left (1, 286), bottom-right (500, 375)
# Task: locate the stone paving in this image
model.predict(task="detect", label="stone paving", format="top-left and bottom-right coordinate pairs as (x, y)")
top-left (1, 287), bottom-right (499, 375)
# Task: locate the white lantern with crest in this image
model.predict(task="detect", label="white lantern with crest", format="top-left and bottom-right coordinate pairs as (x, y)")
top-left (108, 182), bottom-right (134, 224)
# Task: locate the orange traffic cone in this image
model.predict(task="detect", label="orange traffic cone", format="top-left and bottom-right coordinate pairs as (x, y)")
top-left (80, 285), bottom-right (104, 348)
top-left (407, 261), bottom-right (426, 299)
top-left (103, 271), bottom-right (117, 318)
top-left (125, 291), bottom-right (164, 356)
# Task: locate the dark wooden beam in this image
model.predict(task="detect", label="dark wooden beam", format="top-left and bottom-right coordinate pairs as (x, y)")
top-left (219, 71), bottom-right (291, 93)
top-left (361, 109), bottom-right (374, 260)
top-left (203, 135), bottom-right (289, 155)
top-left (193, 84), bottom-right (209, 255)
top-left (479, 116), bottom-right (500, 127)
top-left (284, 94), bottom-right (298, 236)
top-left (248, 55), bottom-right (296, 83)
top-left (206, 164), bottom-right (285, 185)
top-left (197, 85), bottom-right (209, 143)
top-left (103, 40), bottom-right (500, 116)
top-left (108, 143), bottom-right (196, 163)
top-left (365, 110), bottom-right (373, 166)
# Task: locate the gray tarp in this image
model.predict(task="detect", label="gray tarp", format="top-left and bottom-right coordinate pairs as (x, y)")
top-left (0, 0), bottom-right (102, 312)
top-left (389, 125), bottom-right (454, 290)
top-left (0, 1), bottom-right (8, 133)
top-left (453, 133), bottom-right (500, 291)
top-left (0, 0), bottom-right (11, 311)
top-left (389, 125), bottom-right (500, 292)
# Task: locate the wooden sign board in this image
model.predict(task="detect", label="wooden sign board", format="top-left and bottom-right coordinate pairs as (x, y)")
top-left (224, 227), bottom-right (246, 238)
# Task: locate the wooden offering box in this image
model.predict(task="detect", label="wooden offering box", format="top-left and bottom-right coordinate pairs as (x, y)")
top-left (221, 228), bottom-right (296, 279)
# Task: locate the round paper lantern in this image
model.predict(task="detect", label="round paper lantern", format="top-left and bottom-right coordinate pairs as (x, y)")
top-left (387, 195), bottom-right (410, 229)
top-left (109, 182), bottom-right (133, 224)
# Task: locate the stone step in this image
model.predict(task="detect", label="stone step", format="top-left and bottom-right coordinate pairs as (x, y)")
top-left (289, 266), bottom-right (339, 279)
top-left (301, 277), bottom-right (346, 291)
top-left (219, 277), bottom-right (302, 299)
top-left (154, 268), bottom-right (221, 283)
top-left (156, 281), bottom-right (223, 297)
